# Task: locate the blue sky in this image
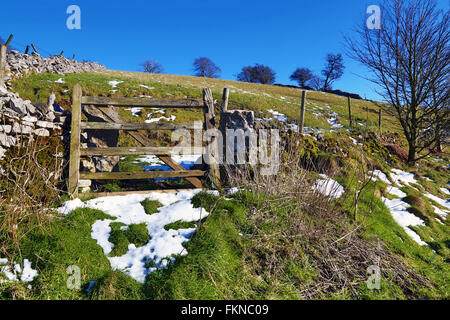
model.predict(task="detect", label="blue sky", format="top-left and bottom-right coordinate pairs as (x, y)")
top-left (0, 0), bottom-right (448, 101)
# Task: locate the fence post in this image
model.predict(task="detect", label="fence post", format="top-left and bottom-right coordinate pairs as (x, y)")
top-left (379, 106), bottom-right (382, 132)
top-left (4, 34), bottom-right (13, 48)
top-left (0, 45), bottom-right (6, 87)
top-left (347, 96), bottom-right (352, 127)
top-left (221, 88), bottom-right (229, 112)
top-left (68, 84), bottom-right (82, 198)
top-left (31, 43), bottom-right (39, 54)
top-left (299, 90), bottom-right (306, 134)
top-left (203, 88), bottom-right (221, 190)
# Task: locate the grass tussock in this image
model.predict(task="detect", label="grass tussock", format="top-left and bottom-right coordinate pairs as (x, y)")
top-left (0, 136), bottom-right (66, 263)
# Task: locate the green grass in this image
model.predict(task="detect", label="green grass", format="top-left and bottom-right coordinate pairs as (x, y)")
top-left (164, 221), bottom-right (197, 231)
top-left (10, 70), bottom-right (404, 139)
top-left (109, 223), bottom-right (151, 257)
top-left (1, 208), bottom-right (114, 299)
top-left (141, 199), bottom-right (163, 215)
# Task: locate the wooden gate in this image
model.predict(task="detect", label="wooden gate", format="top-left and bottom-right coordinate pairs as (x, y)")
top-left (68, 84), bottom-right (220, 197)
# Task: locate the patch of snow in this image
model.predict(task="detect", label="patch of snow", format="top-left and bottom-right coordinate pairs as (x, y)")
top-left (139, 85), bottom-right (155, 90)
top-left (432, 206), bottom-right (447, 218)
top-left (387, 186), bottom-right (407, 198)
top-left (145, 115), bottom-right (176, 123)
top-left (327, 113), bottom-right (343, 129)
top-left (390, 169), bottom-right (417, 187)
top-left (125, 107), bottom-right (143, 117)
top-left (54, 78), bottom-right (65, 84)
top-left (370, 170), bottom-right (391, 184)
top-left (226, 187), bottom-right (241, 195)
top-left (108, 80), bottom-right (123, 88)
top-left (440, 187), bottom-right (450, 196)
top-left (0, 259), bottom-right (39, 283)
top-left (267, 109), bottom-right (288, 122)
top-left (57, 198), bottom-right (85, 215)
top-left (57, 190), bottom-right (210, 283)
top-left (423, 193), bottom-right (450, 211)
top-left (312, 174), bottom-right (344, 198)
top-left (382, 197), bottom-right (427, 246)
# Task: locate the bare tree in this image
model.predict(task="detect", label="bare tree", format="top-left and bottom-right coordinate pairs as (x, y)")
top-left (310, 75), bottom-right (325, 91)
top-left (140, 60), bottom-right (164, 74)
top-left (321, 53), bottom-right (345, 90)
top-left (346, 0), bottom-right (449, 164)
top-left (193, 57), bottom-right (221, 78)
top-left (236, 64), bottom-right (276, 84)
top-left (290, 68), bottom-right (314, 87)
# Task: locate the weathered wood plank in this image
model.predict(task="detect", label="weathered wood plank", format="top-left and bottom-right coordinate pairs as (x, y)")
top-left (203, 88), bottom-right (221, 189)
top-left (80, 170), bottom-right (205, 180)
top-left (81, 96), bottom-right (203, 108)
top-left (80, 122), bottom-right (201, 130)
top-left (68, 84), bottom-right (83, 197)
top-left (80, 188), bottom-right (196, 198)
top-left (80, 146), bottom-right (204, 156)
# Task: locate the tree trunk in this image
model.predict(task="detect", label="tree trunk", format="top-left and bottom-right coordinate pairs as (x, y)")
top-left (407, 141), bottom-right (416, 165)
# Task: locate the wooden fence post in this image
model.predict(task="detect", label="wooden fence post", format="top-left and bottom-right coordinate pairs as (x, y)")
top-left (68, 84), bottom-right (83, 197)
top-left (347, 96), bottom-right (352, 127)
top-left (379, 106), bottom-right (382, 132)
top-left (203, 88), bottom-right (221, 189)
top-left (31, 43), bottom-right (39, 54)
top-left (221, 88), bottom-right (229, 112)
top-left (0, 45), bottom-right (6, 87)
top-left (25, 45), bottom-right (30, 54)
top-left (299, 90), bottom-right (306, 134)
top-left (4, 34), bottom-right (13, 48)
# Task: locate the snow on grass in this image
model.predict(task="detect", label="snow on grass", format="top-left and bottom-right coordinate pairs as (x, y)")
top-left (327, 112), bottom-right (343, 129)
top-left (386, 186), bottom-right (407, 198)
top-left (370, 170), bottom-right (390, 184)
top-left (54, 78), bottom-right (65, 84)
top-left (125, 107), bottom-right (143, 117)
top-left (108, 80), bottom-right (123, 88)
top-left (440, 187), bottom-right (450, 196)
top-left (423, 193), bottom-right (450, 211)
top-left (139, 84), bottom-right (155, 90)
top-left (370, 168), bottom-right (428, 246)
top-left (267, 109), bottom-right (288, 122)
top-left (136, 154), bottom-right (202, 182)
top-left (57, 189), bottom-right (210, 283)
top-left (145, 115), bottom-right (176, 123)
top-left (432, 206), bottom-right (448, 218)
top-left (312, 174), bottom-right (344, 198)
top-left (390, 169), bottom-right (417, 186)
top-left (382, 197), bottom-right (427, 246)
top-left (0, 258), bottom-right (39, 283)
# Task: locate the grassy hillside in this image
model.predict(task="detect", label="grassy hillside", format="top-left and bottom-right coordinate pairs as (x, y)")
top-left (1, 70), bottom-right (448, 300)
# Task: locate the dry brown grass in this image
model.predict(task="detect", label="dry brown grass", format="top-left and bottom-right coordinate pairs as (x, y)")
top-left (222, 137), bottom-right (430, 299)
top-left (0, 135), bottom-right (66, 261)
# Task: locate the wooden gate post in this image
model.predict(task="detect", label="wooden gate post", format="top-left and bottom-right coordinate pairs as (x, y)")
top-left (68, 84), bottom-right (83, 197)
top-left (299, 90), bottom-right (306, 134)
top-left (0, 45), bottom-right (6, 87)
top-left (347, 96), bottom-right (353, 127)
top-left (203, 88), bottom-right (221, 189)
top-left (221, 88), bottom-right (229, 112)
